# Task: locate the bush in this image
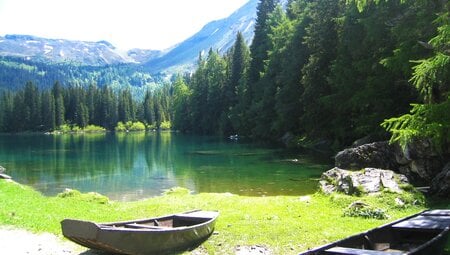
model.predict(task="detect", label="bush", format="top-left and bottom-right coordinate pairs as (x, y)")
top-left (57, 124), bottom-right (72, 133)
top-left (160, 121), bottom-right (171, 130)
top-left (128, 121), bottom-right (146, 131)
top-left (115, 122), bottom-right (127, 132)
top-left (115, 121), bottom-right (146, 132)
top-left (84, 125), bottom-right (106, 132)
top-left (343, 202), bottom-right (389, 220)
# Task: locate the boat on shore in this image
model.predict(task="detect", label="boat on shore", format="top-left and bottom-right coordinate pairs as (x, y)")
top-left (299, 209), bottom-right (450, 255)
top-left (61, 209), bottom-right (219, 255)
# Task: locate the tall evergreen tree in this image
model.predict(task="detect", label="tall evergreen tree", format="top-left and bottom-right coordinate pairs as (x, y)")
top-left (299, 0), bottom-right (340, 143)
top-left (41, 90), bottom-right (56, 131)
top-left (248, 0), bottom-right (277, 86)
top-left (172, 75), bottom-right (191, 132)
top-left (52, 81), bottom-right (65, 127)
top-left (23, 81), bottom-right (41, 130)
top-left (228, 32), bottom-right (251, 134)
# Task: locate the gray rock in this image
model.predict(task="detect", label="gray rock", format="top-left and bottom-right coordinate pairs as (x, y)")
top-left (335, 142), bottom-right (397, 170)
top-left (429, 162), bottom-right (450, 197)
top-left (393, 139), bottom-right (447, 182)
top-left (0, 166), bottom-right (5, 173)
top-left (336, 139), bottom-right (447, 185)
top-left (320, 167), bottom-right (409, 195)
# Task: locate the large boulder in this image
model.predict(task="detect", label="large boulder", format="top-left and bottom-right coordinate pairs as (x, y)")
top-left (393, 139), bottom-right (446, 183)
top-left (429, 162), bottom-right (450, 197)
top-left (320, 167), bottom-right (410, 195)
top-left (335, 142), bottom-right (398, 170)
top-left (335, 139), bottom-right (448, 185)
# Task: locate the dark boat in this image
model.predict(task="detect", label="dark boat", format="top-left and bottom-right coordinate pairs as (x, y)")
top-left (61, 210), bottom-right (219, 255)
top-left (299, 209), bottom-right (450, 255)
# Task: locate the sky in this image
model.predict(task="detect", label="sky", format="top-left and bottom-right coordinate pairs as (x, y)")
top-left (0, 0), bottom-right (249, 50)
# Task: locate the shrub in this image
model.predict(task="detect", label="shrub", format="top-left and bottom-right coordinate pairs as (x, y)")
top-left (84, 125), bottom-right (106, 132)
top-left (128, 121), bottom-right (146, 131)
top-left (160, 121), bottom-right (171, 130)
top-left (115, 121), bottom-right (127, 132)
top-left (343, 202), bottom-right (389, 220)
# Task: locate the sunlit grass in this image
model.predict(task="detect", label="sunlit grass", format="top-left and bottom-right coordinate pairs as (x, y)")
top-left (0, 180), bottom-right (432, 254)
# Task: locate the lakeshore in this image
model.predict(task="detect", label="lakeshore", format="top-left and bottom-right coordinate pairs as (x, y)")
top-left (0, 179), bottom-right (433, 254)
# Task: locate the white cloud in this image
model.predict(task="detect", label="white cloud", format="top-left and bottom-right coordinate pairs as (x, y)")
top-left (0, 0), bottom-right (249, 50)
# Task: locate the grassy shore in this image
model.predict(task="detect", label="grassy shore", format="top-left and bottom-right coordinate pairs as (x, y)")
top-left (0, 179), bottom-right (441, 254)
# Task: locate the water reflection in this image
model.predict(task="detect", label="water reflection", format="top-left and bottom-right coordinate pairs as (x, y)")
top-left (0, 133), bottom-right (331, 201)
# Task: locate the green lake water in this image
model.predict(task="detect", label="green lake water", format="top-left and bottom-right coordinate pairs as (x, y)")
top-left (0, 132), bottom-right (332, 201)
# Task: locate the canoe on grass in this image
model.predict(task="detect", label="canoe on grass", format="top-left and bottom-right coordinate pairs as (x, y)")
top-left (299, 209), bottom-right (450, 255)
top-left (61, 210), bottom-right (219, 255)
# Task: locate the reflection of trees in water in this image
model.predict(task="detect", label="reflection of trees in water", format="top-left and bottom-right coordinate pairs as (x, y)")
top-left (0, 133), bottom-right (329, 198)
top-left (143, 132), bottom-right (174, 177)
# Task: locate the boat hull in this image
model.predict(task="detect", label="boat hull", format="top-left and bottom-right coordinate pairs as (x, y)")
top-left (61, 210), bottom-right (218, 255)
top-left (299, 210), bottom-right (450, 255)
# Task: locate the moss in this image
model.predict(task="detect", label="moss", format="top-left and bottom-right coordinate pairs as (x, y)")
top-left (163, 187), bottom-right (192, 196)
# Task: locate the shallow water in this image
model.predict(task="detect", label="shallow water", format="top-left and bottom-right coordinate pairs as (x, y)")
top-left (0, 132), bottom-right (331, 201)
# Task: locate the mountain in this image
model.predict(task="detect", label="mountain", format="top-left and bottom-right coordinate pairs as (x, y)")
top-left (0, 34), bottom-right (162, 66)
top-left (144, 0), bottom-right (258, 74)
top-left (0, 0), bottom-right (261, 89)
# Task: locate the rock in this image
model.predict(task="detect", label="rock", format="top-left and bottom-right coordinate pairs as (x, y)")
top-left (0, 166), bottom-right (5, 173)
top-left (395, 197), bottom-right (405, 207)
top-left (393, 139), bottom-right (447, 182)
top-left (281, 132), bottom-right (296, 147)
top-left (351, 135), bottom-right (377, 148)
top-left (320, 167), bottom-right (409, 195)
top-left (336, 139), bottom-right (448, 185)
top-left (429, 162), bottom-right (450, 197)
top-left (335, 142), bottom-right (398, 171)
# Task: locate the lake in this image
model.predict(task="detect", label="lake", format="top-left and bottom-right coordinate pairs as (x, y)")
top-left (0, 132), bottom-right (332, 201)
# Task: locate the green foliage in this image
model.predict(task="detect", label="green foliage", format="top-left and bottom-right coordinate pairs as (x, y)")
top-left (57, 188), bottom-right (109, 204)
top-left (382, 99), bottom-right (450, 150)
top-left (0, 56), bottom-right (161, 91)
top-left (0, 180), bottom-right (427, 254)
top-left (84, 125), bottom-right (107, 133)
top-left (162, 187), bottom-right (192, 196)
top-left (159, 121), bottom-right (171, 130)
top-left (115, 121), bottom-right (146, 132)
top-left (172, 0), bottom-right (448, 153)
top-left (343, 204), bottom-right (389, 220)
top-left (0, 81), bottom-right (172, 133)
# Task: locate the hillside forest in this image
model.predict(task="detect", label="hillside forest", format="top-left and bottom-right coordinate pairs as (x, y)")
top-left (0, 0), bottom-right (448, 152)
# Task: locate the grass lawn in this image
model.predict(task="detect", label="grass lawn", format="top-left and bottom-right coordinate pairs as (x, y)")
top-left (0, 179), bottom-right (441, 254)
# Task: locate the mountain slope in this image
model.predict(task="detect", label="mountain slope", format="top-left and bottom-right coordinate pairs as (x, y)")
top-left (144, 0), bottom-right (258, 74)
top-left (0, 34), bottom-right (161, 66)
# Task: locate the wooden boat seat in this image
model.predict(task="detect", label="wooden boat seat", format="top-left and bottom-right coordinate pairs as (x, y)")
top-left (124, 223), bottom-right (169, 229)
top-left (325, 246), bottom-right (404, 255)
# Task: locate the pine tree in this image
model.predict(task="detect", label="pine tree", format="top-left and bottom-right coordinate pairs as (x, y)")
top-left (52, 81), bottom-right (65, 127)
top-left (227, 32), bottom-right (251, 134)
top-left (248, 0), bottom-right (276, 86)
top-left (41, 90), bottom-right (56, 131)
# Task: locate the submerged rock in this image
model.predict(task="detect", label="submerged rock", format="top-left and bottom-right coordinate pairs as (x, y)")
top-left (319, 167), bottom-right (409, 195)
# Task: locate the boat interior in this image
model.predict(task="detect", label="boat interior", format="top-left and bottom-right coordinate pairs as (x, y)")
top-left (103, 215), bottom-right (211, 230)
top-left (320, 227), bottom-right (444, 255)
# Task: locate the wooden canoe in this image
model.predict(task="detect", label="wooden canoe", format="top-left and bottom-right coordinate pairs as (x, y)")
top-left (61, 210), bottom-right (219, 255)
top-left (299, 209), bottom-right (450, 255)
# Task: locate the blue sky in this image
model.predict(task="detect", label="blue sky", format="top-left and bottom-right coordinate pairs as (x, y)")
top-left (0, 0), bottom-right (249, 50)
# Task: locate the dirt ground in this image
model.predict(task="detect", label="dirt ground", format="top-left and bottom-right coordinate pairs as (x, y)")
top-left (0, 226), bottom-right (272, 255)
top-left (0, 226), bottom-right (95, 255)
